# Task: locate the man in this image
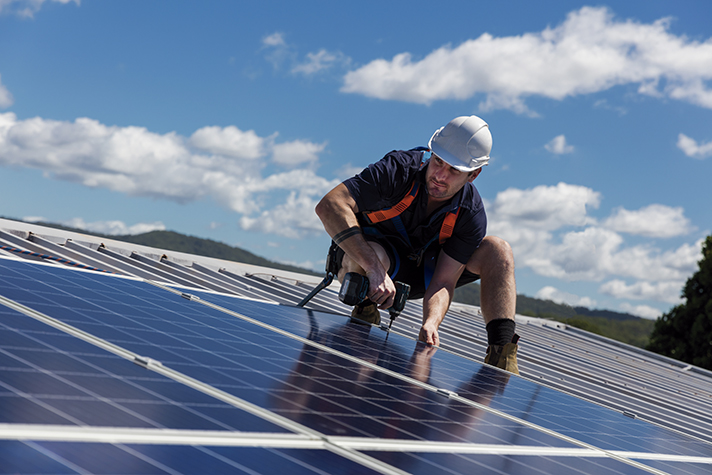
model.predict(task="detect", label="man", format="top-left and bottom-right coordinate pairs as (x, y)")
top-left (315, 116), bottom-right (519, 373)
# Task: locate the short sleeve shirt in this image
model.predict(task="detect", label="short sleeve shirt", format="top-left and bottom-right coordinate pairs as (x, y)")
top-left (343, 149), bottom-right (487, 265)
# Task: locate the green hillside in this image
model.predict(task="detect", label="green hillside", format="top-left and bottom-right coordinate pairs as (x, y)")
top-left (454, 282), bottom-right (656, 348)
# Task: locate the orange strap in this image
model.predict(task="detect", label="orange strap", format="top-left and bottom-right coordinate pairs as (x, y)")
top-left (362, 178), bottom-right (460, 245)
top-left (439, 208), bottom-right (460, 244)
top-left (363, 181), bottom-right (418, 224)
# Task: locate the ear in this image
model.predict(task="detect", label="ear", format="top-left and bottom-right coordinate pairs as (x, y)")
top-left (468, 168), bottom-right (483, 183)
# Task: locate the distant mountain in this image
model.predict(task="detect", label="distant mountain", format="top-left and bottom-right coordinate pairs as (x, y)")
top-left (453, 282), bottom-right (656, 348)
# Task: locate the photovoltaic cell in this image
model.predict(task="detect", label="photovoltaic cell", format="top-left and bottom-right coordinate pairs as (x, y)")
top-left (0, 305), bottom-right (289, 433)
top-left (0, 441), bottom-right (382, 475)
top-left (1, 257), bottom-right (711, 474)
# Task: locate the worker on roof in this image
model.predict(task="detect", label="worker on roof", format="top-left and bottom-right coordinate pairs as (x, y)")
top-left (315, 115), bottom-right (519, 374)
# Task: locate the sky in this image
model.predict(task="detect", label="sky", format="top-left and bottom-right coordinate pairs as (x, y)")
top-left (1, 0), bottom-right (711, 320)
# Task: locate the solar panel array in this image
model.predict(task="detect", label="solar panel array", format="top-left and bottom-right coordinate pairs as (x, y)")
top-left (1, 219), bottom-right (711, 474)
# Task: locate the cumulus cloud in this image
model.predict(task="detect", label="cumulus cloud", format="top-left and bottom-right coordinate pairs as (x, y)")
top-left (599, 279), bottom-right (683, 304)
top-left (63, 218), bottom-right (165, 235)
top-left (272, 139), bottom-right (327, 167)
top-left (23, 216), bottom-right (164, 235)
top-left (240, 190), bottom-right (325, 239)
top-left (535, 286), bottom-right (596, 307)
top-left (262, 31), bottom-right (351, 77)
top-left (603, 204), bottom-right (693, 237)
top-left (292, 49), bottom-right (351, 76)
top-left (342, 6), bottom-right (712, 113)
top-left (0, 75), bottom-right (13, 109)
top-left (0, 112), bottom-right (337, 238)
top-left (488, 182), bottom-right (600, 231)
top-left (189, 125), bottom-right (273, 160)
top-left (486, 182), bottom-right (702, 303)
top-left (0, 0), bottom-right (78, 17)
top-left (544, 135), bottom-right (574, 154)
top-left (677, 133), bottom-right (712, 159)
top-left (262, 32), bottom-right (286, 47)
top-left (619, 302), bottom-right (663, 320)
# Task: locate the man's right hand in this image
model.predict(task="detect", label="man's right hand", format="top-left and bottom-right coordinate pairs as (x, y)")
top-left (365, 269), bottom-right (396, 309)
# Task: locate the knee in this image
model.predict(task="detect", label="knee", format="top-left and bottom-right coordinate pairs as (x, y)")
top-left (473, 236), bottom-right (515, 275)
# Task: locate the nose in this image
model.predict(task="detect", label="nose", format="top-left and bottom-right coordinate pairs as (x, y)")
top-left (433, 166), bottom-right (448, 182)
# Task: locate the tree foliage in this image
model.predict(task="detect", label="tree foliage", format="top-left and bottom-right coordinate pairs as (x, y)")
top-left (647, 235), bottom-right (712, 369)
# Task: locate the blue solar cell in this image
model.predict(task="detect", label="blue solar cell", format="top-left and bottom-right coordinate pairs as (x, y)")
top-left (28, 441), bottom-right (172, 474)
top-left (0, 304), bottom-right (290, 433)
top-left (0, 440), bottom-right (80, 474)
top-left (363, 451), bottom-right (655, 475)
top-left (131, 445), bottom-right (384, 475)
top-left (0, 441), bottom-right (385, 475)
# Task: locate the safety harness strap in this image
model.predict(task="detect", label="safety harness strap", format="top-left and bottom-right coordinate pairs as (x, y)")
top-left (363, 181), bottom-right (419, 224)
top-left (362, 172), bottom-right (461, 250)
top-left (439, 207), bottom-right (460, 244)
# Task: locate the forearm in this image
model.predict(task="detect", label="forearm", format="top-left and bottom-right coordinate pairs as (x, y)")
top-left (423, 283), bottom-right (454, 329)
top-left (315, 185), bottom-right (386, 277)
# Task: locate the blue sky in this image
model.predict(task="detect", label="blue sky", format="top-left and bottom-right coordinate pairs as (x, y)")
top-left (1, 0), bottom-right (711, 319)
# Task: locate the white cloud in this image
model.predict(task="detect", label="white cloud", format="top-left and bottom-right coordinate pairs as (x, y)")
top-left (486, 182), bottom-right (703, 302)
top-left (0, 75), bottom-right (13, 109)
top-left (261, 32), bottom-right (351, 77)
top-left (240, 190), bottom-right (325, 239)
top-left (272, 139), bottom-right (327, 167)
top-left (189, 125), bottom-right (272, 160)
top-left (342, 6), bottom-right (712, 113)
top-left (0, 0), bottom-right (78, 18)
top-left (603, 204), bottom-right (693, 238)
top-left (599, 279), bottom-right (683, 304)
top-left (544, 135), bottom-right (574, 154)
top-left (619, 302), bottom-right (663, 320)
top-left (292, 49), bottom-right (351, 76)
top-left (261, 32), bottom-right (294, 70)
top-left (535, 286), bottom-right (596, 307)
top-left (60, 218), bottom-right (165, 235)
top-left (677, 133), bottom-right (712, 159)
top-left (22, 216), bottom-right (165, 235)
top-left (0, 112), bottom-right (338, 238)
top-left (488, 182), bottom-right (600, 232)
top-left (262, 32), bottom-right (286, 47)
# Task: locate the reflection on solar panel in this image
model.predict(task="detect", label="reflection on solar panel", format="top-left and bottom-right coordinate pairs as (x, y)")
top-left (0, 221), bottom-right (712, 473)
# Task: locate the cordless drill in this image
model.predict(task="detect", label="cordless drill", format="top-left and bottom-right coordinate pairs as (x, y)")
top-left (338, 272), bottom-right (410, 328)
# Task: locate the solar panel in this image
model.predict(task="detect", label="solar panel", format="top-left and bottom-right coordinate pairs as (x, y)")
top-left (0, 257), bottom-right (711, 474)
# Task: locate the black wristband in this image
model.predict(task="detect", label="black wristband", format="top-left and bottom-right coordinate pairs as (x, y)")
top-left (333, 226), bottom-right (361, 245)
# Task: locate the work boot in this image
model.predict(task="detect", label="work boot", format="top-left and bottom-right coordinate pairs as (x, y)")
top-left (350, 300), bottom-right (381, 326)
top-left (484, 334), bottom-right (520, 375)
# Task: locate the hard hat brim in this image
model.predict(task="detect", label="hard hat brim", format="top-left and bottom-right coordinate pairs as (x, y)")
top-left (430, 142), bottom-right (485, 173)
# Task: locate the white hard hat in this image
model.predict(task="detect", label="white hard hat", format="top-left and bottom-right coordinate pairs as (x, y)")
top-left (428, 115), bottom-right (492, 172)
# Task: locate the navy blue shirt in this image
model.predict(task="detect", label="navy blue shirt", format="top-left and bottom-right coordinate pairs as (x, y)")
top-left (343, 149), bottom-right (487, 265)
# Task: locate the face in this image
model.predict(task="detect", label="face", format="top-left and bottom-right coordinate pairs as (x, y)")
top-left (425, 154), bottom-right (481, 201)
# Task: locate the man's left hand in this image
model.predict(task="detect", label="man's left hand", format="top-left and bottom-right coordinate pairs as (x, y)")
top-left (418, 322), bottom-right (440, 346)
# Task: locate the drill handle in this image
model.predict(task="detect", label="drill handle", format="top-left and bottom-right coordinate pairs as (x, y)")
top-left (389, 281), bottom-right (410, 317)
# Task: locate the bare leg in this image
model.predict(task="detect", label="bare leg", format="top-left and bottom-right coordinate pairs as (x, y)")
top-left (466, 236), bottom-right (516, 324)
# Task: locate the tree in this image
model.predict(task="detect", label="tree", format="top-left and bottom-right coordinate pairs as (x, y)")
top-left (647, 235), bottom-right (712, 370)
